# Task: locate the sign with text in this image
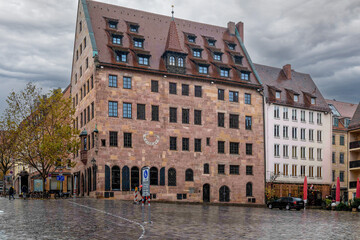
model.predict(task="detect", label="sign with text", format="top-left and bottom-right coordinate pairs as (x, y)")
top-left (56, 175), bottom-right (65, 182)
top-left (142, 167), bottom-right (150, 197)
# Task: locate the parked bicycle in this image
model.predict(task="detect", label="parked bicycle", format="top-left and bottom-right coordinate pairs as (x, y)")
top-left (54, 191), bottom-right (71, 199)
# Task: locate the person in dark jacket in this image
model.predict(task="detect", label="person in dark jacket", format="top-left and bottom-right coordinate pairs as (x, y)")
top-left (9, 186), bottom-right (15, 200)
top-left (22, 185), bottom-right (28, 199)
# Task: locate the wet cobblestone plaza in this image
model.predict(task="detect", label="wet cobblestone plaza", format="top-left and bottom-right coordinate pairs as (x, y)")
top-left (0, 198), bottom-right (360, 240)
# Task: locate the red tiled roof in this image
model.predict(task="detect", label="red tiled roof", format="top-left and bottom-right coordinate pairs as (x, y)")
top-left (325, 99), bottom-right (358, 118)
top-left (349, 103), bottom-right (360, 130)
top-left (85, 0), bottom-right (261, 85)
top-left (254, 63), bottom-right (330, 112)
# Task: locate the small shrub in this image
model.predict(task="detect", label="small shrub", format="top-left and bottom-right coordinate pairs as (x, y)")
top-left (336, 202), bottom-right (350, 211)
top-left (351, 198), bottom-right (360, 209)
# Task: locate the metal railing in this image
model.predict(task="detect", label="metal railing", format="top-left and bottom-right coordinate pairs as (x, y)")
top-left (350, 160), bottom-right (360, 169)
top-left (349, 181), bottom-right (357, 189)
top-left (350, 141), bottom-right (360, 149)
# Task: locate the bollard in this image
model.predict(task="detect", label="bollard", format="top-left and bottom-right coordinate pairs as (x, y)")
top-left (148, 196), bottom-right (151, 223)
top-left (141, 197), bottom-right (145, 222)
top-left (134, 188), bottom-right (139, 204)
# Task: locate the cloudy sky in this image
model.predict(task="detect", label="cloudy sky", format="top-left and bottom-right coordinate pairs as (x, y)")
top-left (0, 0), bottom-right (359, 115)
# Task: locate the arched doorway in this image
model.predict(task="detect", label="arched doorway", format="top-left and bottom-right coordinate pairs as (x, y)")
top-left (122, 166), bottom-right (130, 191)
top-left (81, 173), bottom-right (85, 196)
top-left (203, 184), bottom-right (210, 202)
top-left (105, 165), bottom-right (110, 191)
top-left (19, 171), bottom-right (29, 194)
top-left (88, 168), bottom-right (91, 195)
top-left (219, 185), bottom-right (230, 202)
top-left (131, 166), bottom-right (139, 191)
top-left (112, 166), bottom-right (121, 190)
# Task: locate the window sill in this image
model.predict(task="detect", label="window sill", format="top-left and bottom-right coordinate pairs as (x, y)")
top-left (274, 136), bottom-right (280, 139)
top-left (229, 173), bottom-right (240, 175)
top-left (274, 156), bottom-right (280, 158)
top-left (283, 119), bottom-right (289, 121)
top-left (283, 156), bottom-right (289, 159)
top-left (283, 137), bottom-right (289, 140)
top-left (292, 157), bottom-right (298, 160)
top-left (317, 159), bottom-right (322, 161)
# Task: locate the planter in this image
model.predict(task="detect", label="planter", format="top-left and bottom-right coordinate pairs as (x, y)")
top-left (352, 208), bottom-right (357, 212)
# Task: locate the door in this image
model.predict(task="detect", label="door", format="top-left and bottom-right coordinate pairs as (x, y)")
top-left (105, 165), bottom-right (110, 191)
top-left (219, 185), bottom-right (230, 202)
top-left (203, 184), bottom-right (210, 203)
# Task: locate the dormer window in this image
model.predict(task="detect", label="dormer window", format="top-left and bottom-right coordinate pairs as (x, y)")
top-left (208, 39), bottom-right (216, 46)
top-left (311, 97), bottom-right (316, 104)
top-left (188, 36), bottom-right (196, 43)
top-left (214, 53), bottom-right (221, 61)
top-left (138, 56), bottom-right (149, 65)
top-left (134, 39), bottom-right (143, 48)
top-left (130, 24), bottom-right (139, 33)
top-left (169, 56), bottom-right (175, 66)
top-left (294, 95), bottom-right (299, 102)
top-left (275, 91), bottom-right (281, 99)
top-left (193, 49), bottom-right (201, 58)
top-left (241, 72), bottom-right (249, 81)
top-left (109, 21), bottom-right (117, 29)
top-left (112, 34), bottom-right (122, 45)
top-left (199, 65), bottom-right (208, 74)
top-left (228, 43), bottom-right (236, 50)
top-left (234, 56), bottom-right (242, 65)
top-left (220, 68), bottom-right (229, 77)
top-left (116, 51), bottom-right (127, 63)
top-left (178, 58), bottom-right (184, 67)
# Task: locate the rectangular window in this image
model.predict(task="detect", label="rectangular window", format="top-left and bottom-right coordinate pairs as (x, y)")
top-left (333, 117), bottom-right (339, 127)
top-left (214, 53), bottom-right (221, 61)
top-left (218, 164), bottom-right (225, 174)
top-left (84, 109), bottom-right (87, 125)
top-left (229, 91), bottom-right (239, 102)
top-left (194, 110), bottom-right (202, 125)
top-left (116, 52), bottom-right (127, 62)
top-left (340, 171), bottom-right (344, 182)
top-left (245, 116), bottom-right (252, 130)
top-left (108, 101), bottom-right (118, 117)
top-left (199, 65), bottom-right (208, 74)
top-left (87, 106), bottom-right (90, 122)
top-left (169, 107), bottom-right (177, 123)
top-left (151, 105), bottom-right (159, 121)
top-left (301, 110), bottom-right (306, 122)
top-left (317, 167), bottom-right (322, 178)
top-left (274, 144), bottom-right (280, 157)
top-left (283, 145), bottom-right (289, 158)
top-left (340, 153), bottom-right (344, 164)
top-left (182, 84), bottom-right (189, 96)
top-left (274, 106), bottom-right (280, 118)
top-left (169, 82), bottom-right (177, 94)
top-left (292, 109), bottom-right (297, 121)
top-left (317, 113), bottom-right (322, 124)
top-left (230, 142), bottom-right (239, 154)
top-left (301, 147), bottom-right (306, 159)
top-left (230, 165), bottom-right (239, 175)
top-left (317, 148), bottom-right (322, 161)
top-left (229, 114), bottom-right (239, 129)
top-left (301, 166), bottom-right (306, 177)
top-left (123, 103), bottom-right (132, 118)
top-left (137, 104), bottom-right (146, 120)
top-left (246, 143), bottom-right (252, 155)
top-left (112, 34), bottom-right (122, 44)
top-left (124, 133), bottom-right (132, 148)
top-left (109, 21), bottom-right (117, 29)
top-left (170, 137), bottom-right (177, 150)
top-left (182, 138), bottom-right (189, 151)
top-left (309, 129), bottom-right (314, 141)
top-left (332, 135), bottom-right (335, 145)
top-left (234, 56), bottom-right (242, 65)
top-left (301, 128), bottom-right (306, 140)
top-left (218, 113), bottom-right (225, 127)
top-left (218, 141), bottom-right (225, 154)
top-left (182, 109), bottom-right (189, 124)
top-left (283, 164), bottom-right (288, 176)
top-left (245, 93), bottom-right (251, 104)
top-left (91, 102), bottom-right (94, 119)
top-left (274, 125), bottom-right (280, 137)
top-left (292, 146), bottom-right (297, 158)
top-left (138, 56), bottom-right (149, 65)
top-left (109, 131), bottom-right (118, 147)
top-left (332, 152), bottom-right (336, 163)
top-left (332, 170), bottom-right (335, 182)
top-left (276, 91), bottom-right (281, 99)
top-left (309, 166), bottom-right (314, 178)
top-left (123, 77), bottom-right (132, 89)
top-left (292, 127), bottom-right (297, 139)
top-left (283, 126), bottom-right (289, 138)
top-left (193, 49), bottom-right (201, 57)
top-left (309, 112), bottom-right (314, 123)
top-left (86, 58), bottom-right (89, 69)
top-left (283, 107), bottom-right (288, 120)
top-left (294, 95), bottom-right (299, 102)
top-left (134, 39), bottom-right (143, 48)
top-left (246, 166), bottom-right (253, 175)
top-left (340, 136), bottom-right (345, 146)
top-left (195, 86), bottom-right (202, 97)
top-left (274, 163), bottom-right (280, 175)
top-left (241, 72), bottom-right (249, 81)
top-left (218, 89), bottom-right (225, 100)
top-left (206, 137), bottom-right (210, 146)
top-left (194, 139), bottom-right (202, 152)
top-left (130, 25), bottom-right (138, 32)
top-left (220, 68), bottom-right (229, 77)
top-left (317, 130), bottom-right (322, 142)
top-left (151, 80), bottom-right (158, 92)
top-left (309, 147), bottom-right (314, 160)
top-left (292, 165), bottom-right (297, 177)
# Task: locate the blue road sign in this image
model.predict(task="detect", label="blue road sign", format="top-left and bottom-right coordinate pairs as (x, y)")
top-left (56, 176), bottom-right (65, 182)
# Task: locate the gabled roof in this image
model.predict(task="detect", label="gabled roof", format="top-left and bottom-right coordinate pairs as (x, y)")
top-left (84, 0), bottom-right (261, 86)
top-left (349, 103), bottom-right (360, 130)
top-left (254, 63), bottom-right (330, 112)
top-left (325, 99), bottom-right (358, 118)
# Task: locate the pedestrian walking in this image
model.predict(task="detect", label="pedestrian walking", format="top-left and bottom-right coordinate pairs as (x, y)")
top-left (22, 185), bottom-right (28, 200)
top-left (9, 186), bottom-right (15, 200)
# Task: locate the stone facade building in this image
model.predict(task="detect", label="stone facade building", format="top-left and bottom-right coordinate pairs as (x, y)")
top-left (326, 99), bottom-right (358, 200)
top-left (255, 63), bottom-right (332, 202)
top-left (70, 0), bottom-right (265, 204)
top-left (348, 104), bottom-right (360, 200)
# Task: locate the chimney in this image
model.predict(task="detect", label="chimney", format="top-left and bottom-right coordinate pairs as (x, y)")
top-left (227, 21), bottom-right (235, 35)
top-left (283, 64), bottom-right (292, 80)
top-left (236, 21), bottom-right (244, 42)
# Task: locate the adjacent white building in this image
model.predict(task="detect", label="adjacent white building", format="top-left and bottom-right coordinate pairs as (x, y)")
top-left (255, 63), bottom-right (332, 199)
